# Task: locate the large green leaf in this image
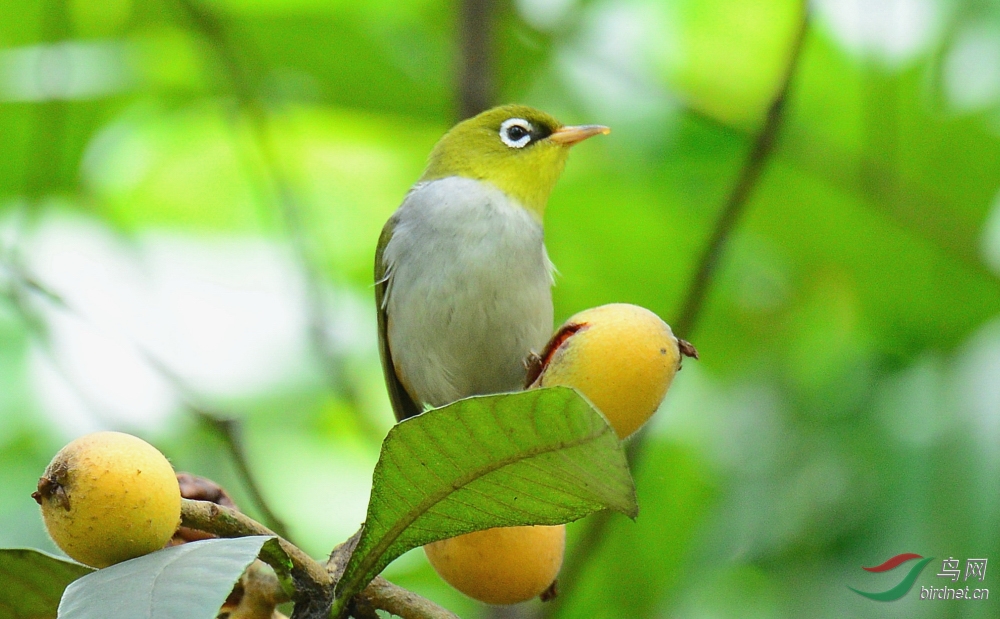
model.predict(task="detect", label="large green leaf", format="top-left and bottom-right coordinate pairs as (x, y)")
top-left (335, 387), bottom-right (637, 602)
top-left (0, 548), bottom-right (93, 619)
top-left (57, 536), bottom-right (274, 619)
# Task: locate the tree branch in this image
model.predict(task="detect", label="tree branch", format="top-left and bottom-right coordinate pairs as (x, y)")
top-left (358, 577), bottom-right (462, 619)
top-left (540, 6), bottom-right (812, 616)
top-left (172, 0), bottom-right (383, 444)
top-left (672, 8), bottom-right (810, 339)
top-left (0, 253), bottom-right (296, 543)
top-left (189, 409), bottom-right (294, 541)
top-left (457, 0), bottom-right (496, 119)
top-left (182, 500), bottom-right (459, 619)
top-left (181, 498), bottom-right (331, 591)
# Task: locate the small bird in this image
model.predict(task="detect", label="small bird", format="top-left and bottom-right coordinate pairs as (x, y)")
top-left (375, 104), bottom-right (609, 421)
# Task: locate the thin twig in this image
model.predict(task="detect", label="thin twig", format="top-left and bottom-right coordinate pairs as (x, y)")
top-left (458, 0), bottom-right (496, 119)
top-left (358, 577), bottom-right (462, 619)
top-left (183, 500), bottom-right (459, 619)
top-left (672, 10), bottom-right (810, 339)
top-left (172, 0), bottom-right (383, 443)
top-left (1, 255), bottom-right (295, 542)
top-left (181, 498), bottom-right (333, 616)
top-left (1, 251), bottom-right (294, 541)
top-left (128, 349), bottom-right (296, 542)
top-left (0, 274), bottom-right (119, 426)
top-left (181, 498), bottom-right (326, 583)
top-left (540, 6), bottom-right (811, 617)
top-left (192, 410), bottom-right (294, 541)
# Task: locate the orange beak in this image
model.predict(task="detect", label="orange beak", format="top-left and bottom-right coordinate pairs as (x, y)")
top-left (548, 124), bottom-right (611, 146)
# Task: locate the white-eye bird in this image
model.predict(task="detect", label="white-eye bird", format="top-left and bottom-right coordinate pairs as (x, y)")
top-left (375, 104), bottom-right (609, 421)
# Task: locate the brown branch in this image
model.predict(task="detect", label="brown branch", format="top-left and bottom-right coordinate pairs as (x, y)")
top-left (112, 345), bottom-right (297, 542)
top-left (358, 577), bottom-right (462, 619)
top-left (181, 498), bottom-right (331, 592)
top-left (181, 499), bottom-right (339, 619)
top-left (540, 6), bottom-right (811, 617)
top-left (678, 106), bottom-right (992, 278)
top-left (183, 500), bottom-right (458, 619)
top-left (458, 0), bottom-right (496, 119)
top-left (190, 409), bottom-right (294, 542)
top-left (672, 8), bottom-right (810, 339)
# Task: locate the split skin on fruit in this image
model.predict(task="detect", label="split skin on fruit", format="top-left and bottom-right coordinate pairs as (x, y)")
top-left (529, 303), bottom-right (698, 439)
top-left (424, 525), bottom-right (565, 605)
top-left (33, 431), bottom-right (182, 568)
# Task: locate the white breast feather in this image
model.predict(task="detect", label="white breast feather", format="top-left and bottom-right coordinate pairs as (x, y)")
top-left (382, 177), bottom-right (554, 407)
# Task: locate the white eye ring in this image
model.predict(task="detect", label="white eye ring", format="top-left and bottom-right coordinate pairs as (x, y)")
top-left (499, 118), bottom-right (534, 148)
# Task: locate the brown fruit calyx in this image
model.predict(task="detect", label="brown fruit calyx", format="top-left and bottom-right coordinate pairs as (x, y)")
top-left (540, 579), bottom-right (559, 602)
top-left (32, 459), bottom-right (71, 510)
top-left (678, 338), bottom-right (699, 360)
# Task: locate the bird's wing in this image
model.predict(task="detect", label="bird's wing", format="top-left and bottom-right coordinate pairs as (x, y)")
top-left (375, 215), bottom-right (423, 422)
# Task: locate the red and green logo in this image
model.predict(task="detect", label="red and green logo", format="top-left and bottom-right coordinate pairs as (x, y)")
top-left (849, 553), bottom-right (934, 601)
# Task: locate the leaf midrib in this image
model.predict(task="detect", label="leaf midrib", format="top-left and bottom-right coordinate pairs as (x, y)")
top-left (338, 421), bottom-right (611, 596)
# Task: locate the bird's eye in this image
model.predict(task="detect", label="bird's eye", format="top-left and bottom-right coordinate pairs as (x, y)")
top-left (499, 118), bottom-right (534, 149)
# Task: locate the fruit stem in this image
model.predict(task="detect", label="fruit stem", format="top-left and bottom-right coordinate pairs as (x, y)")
top-left (180, 499), bottom-right (458, 619)
top-left (355, 577), bottom-right (462, 619)
top-left (180, 499), bottom-right (332, 603)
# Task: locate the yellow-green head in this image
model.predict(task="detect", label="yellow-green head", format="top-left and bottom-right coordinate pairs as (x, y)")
top-left (420, 104), bottom-right (609, 220)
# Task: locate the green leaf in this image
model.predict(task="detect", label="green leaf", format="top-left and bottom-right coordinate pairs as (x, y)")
top-left (0, 548), bottom-right (93, 619)
top-left (335, 387), bottom-right (637, 601)
top-left (57, 536), bottom-right (274, 619)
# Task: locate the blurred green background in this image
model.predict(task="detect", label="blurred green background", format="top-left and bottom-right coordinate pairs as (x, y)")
top-left (1, 0), bottom-right (998, 617)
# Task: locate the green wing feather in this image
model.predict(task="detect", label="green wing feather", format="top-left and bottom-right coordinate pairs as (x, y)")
top-left (375, 217), bottom-right (422, 422)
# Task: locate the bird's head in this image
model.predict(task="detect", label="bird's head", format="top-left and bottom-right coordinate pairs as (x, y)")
top-left (420, 104), bottom-right (609, 221)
